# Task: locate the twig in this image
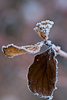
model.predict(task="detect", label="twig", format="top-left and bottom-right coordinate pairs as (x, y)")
top-left (55, 49), bottom-right (67, 58)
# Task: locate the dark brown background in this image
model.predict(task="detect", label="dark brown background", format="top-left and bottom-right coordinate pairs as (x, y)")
top-left (0, 0), bottom-right (67, 100)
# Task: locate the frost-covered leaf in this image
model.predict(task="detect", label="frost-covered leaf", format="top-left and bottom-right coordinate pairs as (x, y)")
top-left (28, 48), bottom-right (58, 100)
top-left (34, 20), bottom-right (54, 40)
top-left (2, 41), bottom-right (44, 58)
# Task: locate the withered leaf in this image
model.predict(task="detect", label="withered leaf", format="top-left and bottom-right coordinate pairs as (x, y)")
top-left (2, 45), bottom-right (27, 58)
top-left (34, 20), bottom-right (54, 40)
top-left (2, 41), bottom-right (44, 58)
top-left (28, 48), bottom-right (58, 100)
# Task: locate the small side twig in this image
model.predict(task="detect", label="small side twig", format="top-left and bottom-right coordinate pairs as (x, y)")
top-left (45, 40), bottom-right (67, 58)
top-left (55, 48), bottom-right (67, 59)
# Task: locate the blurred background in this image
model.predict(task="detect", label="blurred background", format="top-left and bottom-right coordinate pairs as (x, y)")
top-left (0, 0), bottom-right (67, 100)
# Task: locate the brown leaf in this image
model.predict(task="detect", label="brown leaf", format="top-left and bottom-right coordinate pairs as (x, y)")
top-left (2, 41), bottom-right (44, 58)
top-left (28, 48), bottom-right (58, 100)
top-left (2, 45), bottom-right (27, 58)
top-left (34, 20), bottom-right (54, 40)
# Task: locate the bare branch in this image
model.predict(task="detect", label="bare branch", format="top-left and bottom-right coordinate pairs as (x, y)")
top-left (56, 49), bottom-right (67, 58)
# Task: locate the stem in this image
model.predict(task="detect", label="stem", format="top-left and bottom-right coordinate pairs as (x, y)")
top-left (45, 40), bottom-right (67, 58)
top-left (56, 49), bottom-right (67, 58)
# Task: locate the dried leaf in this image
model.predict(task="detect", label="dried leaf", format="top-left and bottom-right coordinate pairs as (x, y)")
top-left (28, 48), bottom-right (58, 100)
top-left (2, 45), bottom-right (27, 58)
top-left (2, 41), bottom-right (44, 58)
top-left (34, 20), bottom-right (54, 40)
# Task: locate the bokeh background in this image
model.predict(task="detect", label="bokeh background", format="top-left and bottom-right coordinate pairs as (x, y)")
top-left (0, 0), bottom-right (67, 100)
